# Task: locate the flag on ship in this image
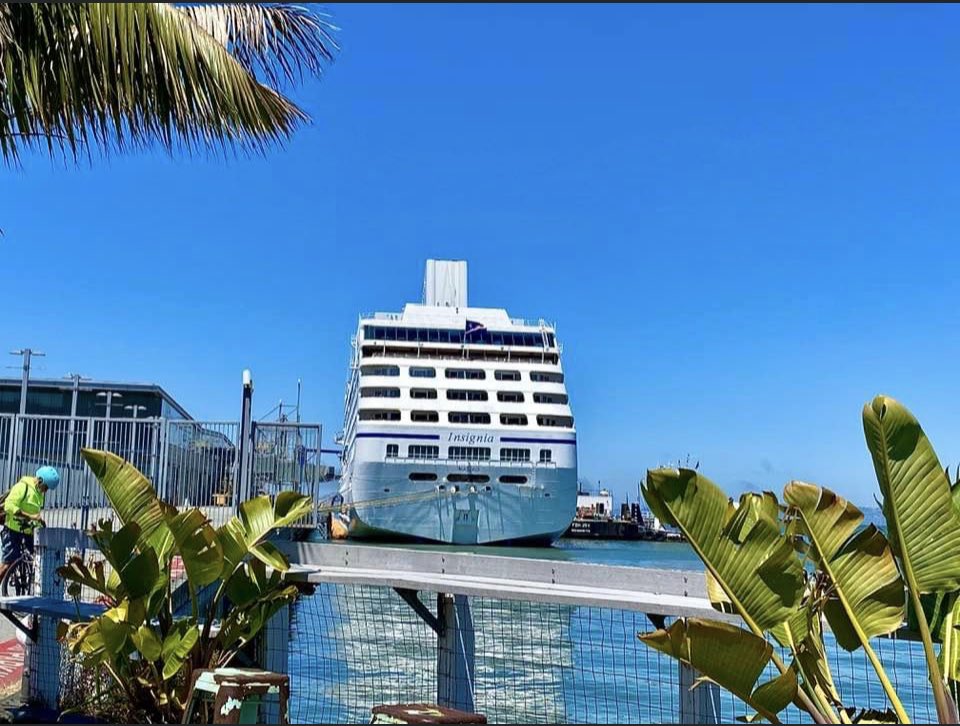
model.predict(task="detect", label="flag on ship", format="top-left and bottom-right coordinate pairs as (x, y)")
top-left (465, 319), bottom-right (486, 337)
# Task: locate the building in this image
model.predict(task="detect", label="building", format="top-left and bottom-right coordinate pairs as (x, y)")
top-left (0, 378), bottom-right (191, 419)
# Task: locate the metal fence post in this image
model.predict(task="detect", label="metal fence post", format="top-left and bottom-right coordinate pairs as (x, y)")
top-left (237, 371), bottom-right (254, 510)
top-left (437, 593), bottom-right (475, 713)
top-left (23, 530), bottom-right (67, 709)
top-left (679, 661), bottom-right (720, 724)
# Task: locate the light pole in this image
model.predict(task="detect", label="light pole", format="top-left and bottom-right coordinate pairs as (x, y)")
top-left (9, 349), bottom-right (45, 415)
top-left (63, 373), bottom-right (91, 471)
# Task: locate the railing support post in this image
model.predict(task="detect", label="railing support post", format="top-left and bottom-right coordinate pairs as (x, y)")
top-left (259, 603), bottom-right (290, 724)
top-left (23, 531), bottom-right (67, 709)
top-left (436, 593), bottom-right (475, 713)
top-left (679, 661), bottom-right (720, 724)
top-left (237, 371), bottom-right (254, 509)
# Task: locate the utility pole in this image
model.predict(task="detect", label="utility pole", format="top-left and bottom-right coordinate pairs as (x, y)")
top-left (296, 379), bottom-right (302, 424)
top-left (10, 349), bottom-right (45, 415)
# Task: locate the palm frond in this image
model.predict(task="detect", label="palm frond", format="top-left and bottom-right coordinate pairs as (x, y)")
top-left (176, 3), bottom-right (339, 88)
top-left (0, 2), bottom-right (337, 164)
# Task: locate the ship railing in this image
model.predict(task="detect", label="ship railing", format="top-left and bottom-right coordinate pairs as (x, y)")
top-left (385, 456), bottom-right (558, 469)
top-left (265, 541), bottom-right (935, 724)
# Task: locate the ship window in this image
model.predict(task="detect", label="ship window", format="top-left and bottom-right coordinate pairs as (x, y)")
top-left (361, 364), bottom-right (400, 377)
top-left (386, 444), bottom-right (399, 458)
top-left (499, 475), bottom-right (528, 484)
top-left (410, 388), bottom-right (437, 400)
top-left (533, 392), bottom-right (568, 405)
top-left (540, 449), bottom-right (553, 463)
top-left (500, 448), bottom-right (531, 462)
top-left (408, 445), bottom-right (439, 459)
top-left (409, 472), bottom-right (438, 482)
top-left (497, 391), bottom-right (525, 403)
top-left (537, 415), bottom-right (573, 428)
top-left (411, 410), bottom-right (439, 423)
top-left (500, 414), bottom-right (528, 426)
top-left (360, 387), bottom-right (401, 398)
top-left (447, 389), bottom-right (488, 401)
top-left (530, 371), bottom-right (564, 383)
top-left (446, 368), bottom-right (486, 380)
top-left (495, 370), bottom-right (521, 381)
top-left (448, 474), bottom-right (491, 484)
top-left (448, 412), bottom-right (491, 425)
top-left (448, 446), bottom-right (491, 461)
top-left (359, 409), bottom-right (401, 421)
top-left (410, 367), bottom-right (436, 378)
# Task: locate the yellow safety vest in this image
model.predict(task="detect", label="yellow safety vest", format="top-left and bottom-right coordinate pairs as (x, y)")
top-left (4, 477), bottom-right (45, 533)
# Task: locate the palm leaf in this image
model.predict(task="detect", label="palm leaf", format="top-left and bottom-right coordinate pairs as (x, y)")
top-left (785, 481), bottom-right (908, 723)
top-left (0, 3), bottom-right (337, 164)
top-left (863, 395), bottom-right (960, 722)
top-left (643, 469), bottom-right (804, 634)
top-left (167, 509), bottom-right (224, 589)
top-left (640, 618), bottom-right (796, 724)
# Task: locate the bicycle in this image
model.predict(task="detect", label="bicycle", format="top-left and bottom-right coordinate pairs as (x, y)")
top-left (0, 514), bottom-right (41, 597)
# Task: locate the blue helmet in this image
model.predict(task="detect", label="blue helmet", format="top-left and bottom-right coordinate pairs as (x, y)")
top-left (36, 466), bottom-right (60, 490)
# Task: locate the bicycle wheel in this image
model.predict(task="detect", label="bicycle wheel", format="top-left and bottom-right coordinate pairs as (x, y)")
top-left (1, 558), bottom-right (34, 597)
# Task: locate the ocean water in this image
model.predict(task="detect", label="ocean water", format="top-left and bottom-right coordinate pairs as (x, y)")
top-left (287, 535), bottom-right (937, 724)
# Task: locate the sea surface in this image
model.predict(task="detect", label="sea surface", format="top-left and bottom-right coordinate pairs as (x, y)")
top-left (288, 520), bottom-right (935, 724)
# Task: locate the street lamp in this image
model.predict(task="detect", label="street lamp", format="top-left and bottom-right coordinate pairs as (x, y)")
top-left (95, 390), bottom-right (123, 418)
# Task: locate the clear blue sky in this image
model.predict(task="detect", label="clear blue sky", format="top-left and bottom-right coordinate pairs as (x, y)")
top-left (3, 4), bottom-right (958, 505)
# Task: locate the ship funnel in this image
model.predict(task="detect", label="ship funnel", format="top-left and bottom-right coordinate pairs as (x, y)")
top-left (423, 259), bottom-right (468, 308)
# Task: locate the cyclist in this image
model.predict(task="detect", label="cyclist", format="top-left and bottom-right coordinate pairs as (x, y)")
top-left (0, 466), bottom-right (59, 580)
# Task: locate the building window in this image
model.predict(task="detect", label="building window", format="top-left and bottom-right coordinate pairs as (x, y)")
top-left (408, 445), bottom-right (439, 459)
top-left (495, 370), bottom-right (521, 381)
top-left (447, 389), bottom-right (488, 401)
top-left (361, 387), bottom-right (401, 398)
top-left (537, 415), bottom-right (573, 428)
top-left (533, 392), bottom-right (568, 405)
top-left (410, 388), bottom-right (437, 400)
top-left (446, 368), bottom-right (486, 380)
top-left (409, 472), bottom-right (438, 482)
top-left (497, 391), bottom-right (524, 403)
top-left (540, 449), bottom-right (553, 463)
top-left (447, 473), bottom-right (491, 484)
top-left (500, 448), bottom-right (531, 462)
top-left (530, 371), bottom-right (564, 383)
top-left (359, 409), bottom-right (401, 421)
top-left (448, 412), bottom-right (491, 425)
top-left (410, 367), bottom-right (436, 378)
top-left (361, 365), bottom-right (400, 377)
top-left (386, 444), bottom-right (399, 458)
top-left (500, 414), bottom-right (528, 426)
top-left (411, 410), bottom-right (439, 423)
top-left (449, 446), bottom-right (491, 461)
top-left (500, 475), bottom-right (528, 484)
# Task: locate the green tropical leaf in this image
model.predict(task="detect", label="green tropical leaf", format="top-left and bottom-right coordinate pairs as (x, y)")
top-left (0, 3), bottom-right (338, 164)
top-left (161, 621), bottom-right (199, 681)
top-left (167, 509), bottom-right (224, 588)
top-left (80, 449), bottom-right (173, 557)
top-left (863, 395), bottom-right (960, 722)
top-left (785, 482), bottom-right (904, 649)
top-left (249, 540), bottom-right (289, 572)
top-left (640, 618), bottom-right (796, 723)
top-left (643, 469), bottom-right (803, 634)
top-left (131, 624), bottom-right (163, 662)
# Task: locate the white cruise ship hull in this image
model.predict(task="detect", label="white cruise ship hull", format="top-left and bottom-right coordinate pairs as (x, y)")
top-left (340, 429), bottom-right (578, 545)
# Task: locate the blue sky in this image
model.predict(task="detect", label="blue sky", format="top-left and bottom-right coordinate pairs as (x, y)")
top-left (3, 4), bottom-right (959, 505)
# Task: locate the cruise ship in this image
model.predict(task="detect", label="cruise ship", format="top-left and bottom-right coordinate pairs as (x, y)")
top-left (337, 260), bottom-right (578, 545)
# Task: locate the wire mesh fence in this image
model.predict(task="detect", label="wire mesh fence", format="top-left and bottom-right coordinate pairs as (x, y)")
top-left (285, 583), bottom-right (943, 725)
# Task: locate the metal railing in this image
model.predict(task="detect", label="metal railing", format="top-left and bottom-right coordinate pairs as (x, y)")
top-left (0, 414), bottom-right (323, 529)
top-left (272, 542), bottom-right (942, 725)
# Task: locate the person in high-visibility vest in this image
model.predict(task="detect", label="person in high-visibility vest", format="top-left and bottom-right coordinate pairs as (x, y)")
top-left (0, 466), bottom-right (60, 579)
